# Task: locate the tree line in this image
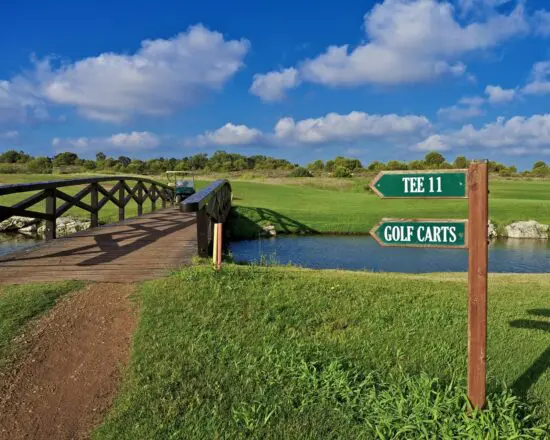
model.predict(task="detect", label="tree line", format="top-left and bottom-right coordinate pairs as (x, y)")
top-left (0, 149), bottom-right (549, 177)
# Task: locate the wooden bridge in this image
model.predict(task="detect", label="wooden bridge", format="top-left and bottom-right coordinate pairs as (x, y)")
top-left (0, 177), bottom-right (232, 284)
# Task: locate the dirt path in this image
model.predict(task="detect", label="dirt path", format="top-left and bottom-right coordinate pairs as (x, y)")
top-left (0, 283), bottom-right (137, 440)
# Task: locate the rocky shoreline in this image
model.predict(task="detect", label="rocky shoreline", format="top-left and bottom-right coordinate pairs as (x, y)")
top-left (0, 216), bottom-right (91, 239)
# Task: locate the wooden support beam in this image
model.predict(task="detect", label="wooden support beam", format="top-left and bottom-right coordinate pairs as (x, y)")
top-left (45, 188), bottom-right (56, 240)
top-left (137, 183), bottom-right (143, 216)
top-left (118, 180), bottom-right (125, 221)
top-left (90, 183), bottom-right (99, 228)
top-left (196, 209), bottom-right (209, 257)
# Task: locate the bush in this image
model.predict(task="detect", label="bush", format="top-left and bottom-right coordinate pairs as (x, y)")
top-left (288, 167), bottom-right (312, 177)
top-left (27, 157), bottom-right (53, 174)
top-left (333, 166), bottom-right (352, 178)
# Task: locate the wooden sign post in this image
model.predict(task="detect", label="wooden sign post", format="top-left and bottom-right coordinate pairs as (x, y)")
top-left (370, 162), bottom-right (488, 409)
top-left (467, 162), bottom-right (488, 409)
top-left (213, 223), bottom-right (223, 270)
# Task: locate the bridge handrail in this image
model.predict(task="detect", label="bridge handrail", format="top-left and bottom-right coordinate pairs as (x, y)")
top-left (0, 175), bottom-right (172, 196)
top-left (181, 179), bottom-right (232, 257)
top-left (0, 175), bottom-right (175, 240)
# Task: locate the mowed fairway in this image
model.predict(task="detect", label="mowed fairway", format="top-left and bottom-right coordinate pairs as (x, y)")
top-left (94, 266), bottom-right (550, 438)
top-left (230, 178), bottom-right (550, 237)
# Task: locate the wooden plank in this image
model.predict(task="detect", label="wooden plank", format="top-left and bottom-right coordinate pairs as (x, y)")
top-left (467, 161), bottom-right (489, 409)
top-left (90, 183), bottom-right (99, 228)
top-left (45, 188), bottom-right (56, 240)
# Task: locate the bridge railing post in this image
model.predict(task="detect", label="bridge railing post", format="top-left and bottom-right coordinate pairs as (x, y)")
top-left (196, 208), bottom-right (209, 257)
top-left (45, 188), bottom-right (56, 240)
top-left (151, 186), bottom-right (156, 212)
top-left (137, 182), bottom-right (143, 216)
top-left (90, 183), bottom-right (99, 228)
top-left (118, 180), bottom-right (125, 221)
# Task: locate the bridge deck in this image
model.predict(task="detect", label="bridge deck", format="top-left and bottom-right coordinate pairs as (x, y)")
top-left (0, 208), bottom-right (197, 284)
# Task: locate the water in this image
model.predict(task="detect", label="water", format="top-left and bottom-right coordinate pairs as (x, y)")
top-left (0, 234), bottom-right (41, 257)
top-left (229, 235), bottom-right (550, 273)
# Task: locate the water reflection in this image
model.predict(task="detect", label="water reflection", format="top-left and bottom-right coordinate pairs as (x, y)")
top-left (229, 235), bottom-right (550, 274)
top-left (0, 233), bottom-right (41, 257)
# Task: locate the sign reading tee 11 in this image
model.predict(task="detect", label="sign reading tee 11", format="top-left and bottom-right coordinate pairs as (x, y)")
top-left (370, 170), bottom-right (468, 199)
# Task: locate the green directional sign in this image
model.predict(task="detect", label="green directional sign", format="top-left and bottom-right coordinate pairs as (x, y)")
top-left (370, 170), bottom-right (467, 198)
top-left (370, 219), bottom-right (468, 248)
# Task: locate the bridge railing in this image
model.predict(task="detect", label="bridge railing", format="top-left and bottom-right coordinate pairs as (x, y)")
top-left (181, 179), bottom-right (232, 257)
top-left (0, 176), bottom-right (175, 240)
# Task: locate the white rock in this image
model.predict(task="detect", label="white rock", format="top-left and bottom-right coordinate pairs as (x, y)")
top-left (488, 222), bottom-right (497, 239)
top-left (504, 221), bottom-right (549, 239)
top-left (18, 224), bottom-right (39, 236)
top-left (262, 224), bottom-right (277, 236)
top-left (36, 217), bottom-right (91, 238)
top-left (0, 216), bottom-right (40, 232)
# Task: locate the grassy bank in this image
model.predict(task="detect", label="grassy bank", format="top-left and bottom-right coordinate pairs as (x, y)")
top-left (229, 178), bottom-right (550, 238)
top-left (0, 281), bottom-right (84, 369)
top-left (94, 265), bottom-right (550, 438)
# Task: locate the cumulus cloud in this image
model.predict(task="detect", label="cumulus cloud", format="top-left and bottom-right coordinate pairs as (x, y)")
top-left (2, 25), bottom-right (249, 123)
top-left (485, 84), bottom-right (516, 103)
top-left (415, 114), bottom-right (550, 153)
top-left (438, 96), bottom-right (485, 121)
top-left (533, 9), bottom-right (550, 36)
top-left (251, 0), bottom-right (527, 98)
top-left (0, 77), bottom-right (48, 123)
top-left (52, 131), bottom-right (160, 151)
top-left (0, 130), bottom-right (19, 140)
top-left (249, 68), bottom-right (300, 102)
top-left (191, 123), bottom-right (263, 146)
top-left (273, 111), bottom-right (431, 144)
top-left (523, 61), bottom-right (550, 95)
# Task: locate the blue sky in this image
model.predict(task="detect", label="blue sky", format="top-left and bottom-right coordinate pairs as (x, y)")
top-left (2, 0), bottom-right (550, 168)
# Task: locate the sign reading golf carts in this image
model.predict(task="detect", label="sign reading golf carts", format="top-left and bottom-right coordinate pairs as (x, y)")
top-left (369, 165), bottom-right (489, 411)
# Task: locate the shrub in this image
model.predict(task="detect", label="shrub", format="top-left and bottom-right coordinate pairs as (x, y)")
top-left (288, 167), bottom-right (312, 177)
top-left (333, 166), bottom-right (352, 178)
top-left (27, 157), bottom-right (53, 174)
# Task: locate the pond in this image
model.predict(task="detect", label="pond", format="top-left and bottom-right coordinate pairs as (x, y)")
top-left (228, 235), bottom-right (550, 273)
top-left (0, 234), bottom-right (41, 257)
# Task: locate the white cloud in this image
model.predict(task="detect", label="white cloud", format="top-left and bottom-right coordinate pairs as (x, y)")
top-left (0, 77), bottom-right (47, 123)
top-left (273, 111), bottom-right (431, 144)
top-left (437, 95), bottom-right (485, 121)
top-left (249, 68), bottom-right (300, 102)
top-left (485, 84), bottom-right (516, 103)
top-left (192, 123), bottom-right (263, 146)
top-left (53, 131), bottom-right (160, 151)
top-left (6, 25), bottom-right (249, 123)
top-left (252, 0), bottom-right (527, 96)
top-left (415, 114), bottom-right (550, 154)
top-left (523, 61), bottom-right (550, 95)
top-left (533, 10), bottom-right (550, 36)
top-left (0, 130), bottom-right (19, 140)
top-left (457, 0), bottom-right (514, 16)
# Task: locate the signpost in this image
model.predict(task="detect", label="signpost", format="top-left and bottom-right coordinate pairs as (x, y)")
top-left (369, 164), bottom-right (488, 409)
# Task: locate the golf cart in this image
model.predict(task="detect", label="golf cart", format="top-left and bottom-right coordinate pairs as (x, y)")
top-left (165, 171), bottom-right (196, 203)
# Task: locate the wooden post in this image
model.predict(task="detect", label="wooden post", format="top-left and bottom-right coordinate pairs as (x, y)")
top-left (90, 183), bottom-right (99, 228)
top-left (45, 188), bottom-right (56, 240)
top-left (151, 186), bottom-right (156, 212)
top-left (196, 209), bottom-right (209, 257)
top-left (467, 161), bottom-right (489, 409)
top-left (137, 183), bottom-right (143, 217)
top-left (213, 223), bottom-right (223, 270)
top-left (161, 189), bottom-right (167, 209)
top-left (118, 180), bottom-right (125, 221)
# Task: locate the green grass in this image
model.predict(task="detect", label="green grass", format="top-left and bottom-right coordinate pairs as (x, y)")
top-left (94, 265), bottom-right (550, 438)
top-left (0, 280), bottom-right (85, 369)
top-left (229, 178), bottom-right (550, 238)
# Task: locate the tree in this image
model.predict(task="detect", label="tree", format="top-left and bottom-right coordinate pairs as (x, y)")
top-left (533, 160), bottom-right (547, 170)
top-left (453, 156), bottom-right (469, 168)
top-left (367, 161), bottom-right (385, 172)
top-left (407, 160), bottom-right (425, 170)
top-left (386, 160), bottom-right (408, 170)
top-left (118, 156), bottom-right (131, 167)
top-left (424, 151), bottom-right (446, 168)
top-left (325, 160), bottom-right (335, 172)
top-left (26, 157), bottom-right (53, 173)
top-left (96, 152), bottom-right (106, 161)
top-left (333, 166), bottom-right (352, 178)
top-left (288, 167), bottom-right (312, 177)
top-left (308, 160), bottom-right (324, 171)
top-left (0, 150), bottom-right (30, 163)
top-left (53, 152), bottom-right (79, 167)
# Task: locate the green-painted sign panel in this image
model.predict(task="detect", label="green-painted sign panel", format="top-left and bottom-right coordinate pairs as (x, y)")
top-left (370, 219), bottom-right (468, 248)
top-left (370, 170), bottom-right (467, 198)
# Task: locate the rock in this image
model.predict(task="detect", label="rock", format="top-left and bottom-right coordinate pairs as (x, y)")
top-left (488, 222), bottom-right (497, 239)
top-left (36, 217), bottom-right (91, 238)
top-left (18, 223), bottom-right (39, 236)
top-left (504, 220), bottom-right (549, 239)
top-left (261, 224), bottom-right (277, 237)
top-left (0, 216), bottom-right (40, 232)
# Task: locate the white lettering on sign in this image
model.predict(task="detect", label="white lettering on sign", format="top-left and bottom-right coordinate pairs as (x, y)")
top-left (402, 176), bottom-right (442, 194)
top-left (382, 225), bottom-right (458, 244)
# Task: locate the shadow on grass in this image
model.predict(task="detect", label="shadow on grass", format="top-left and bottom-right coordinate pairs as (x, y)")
top-left (228, 206), bottom-right (318, 239)
top-left (509, 309), bottom-right (550, 397)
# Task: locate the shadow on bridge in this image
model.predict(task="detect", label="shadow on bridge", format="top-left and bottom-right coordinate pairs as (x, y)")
top-left (1, 210), bottom-right (195, 267)
top-left (229, 206), bottom-right (318, 238)
top-left (509, 309), bottom-right (550, 398)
